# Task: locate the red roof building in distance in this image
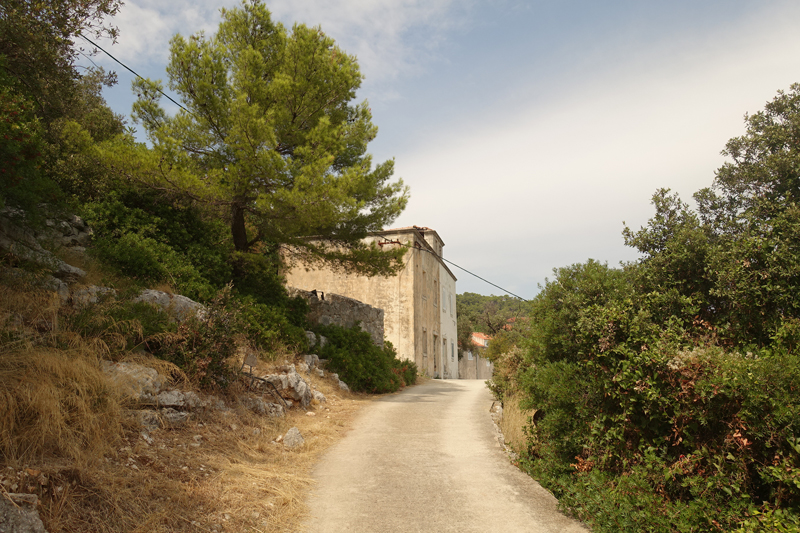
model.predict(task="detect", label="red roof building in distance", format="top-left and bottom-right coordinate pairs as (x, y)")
top-left (471, 332), bottom-right (490, 348)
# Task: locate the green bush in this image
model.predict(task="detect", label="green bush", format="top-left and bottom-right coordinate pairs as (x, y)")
top-left (316, 325), bottom-right (415, 393)
top-left (82, 188), bottom-right (231, 301)
top-left (237, 295), bottom-right (308, 352)
top-left (154, 288), bottom-right (239, 389)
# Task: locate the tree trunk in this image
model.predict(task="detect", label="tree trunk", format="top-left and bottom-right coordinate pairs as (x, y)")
top-left (231, 203), bottom-right (249, 252)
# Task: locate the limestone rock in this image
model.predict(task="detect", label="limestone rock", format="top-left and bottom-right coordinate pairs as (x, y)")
top-left (313, 390), bottom-right (327, 403)
top-left (283, 427), bottom-right (304, 449)
top-left (133, 290), bottom-right (205, 322)
top-left (241, 397), bottom-right (285, 418)
top-left (159, 408), bottom-right (190, 428)
top-left (157, 390), bottom-right (186, 408)
top-left (0, 210), bottom-right (86, 282)
top-left (263, 368), bottom-right (313, 407)
top-left (338, 380), bottom-right (350, 392)
top-left (315, 368), bottom-right (325, 378)
top-left (0, 494), bottom-right (47, 533)
top-left (305, 330), bottom-right (317, 348)
top-left (297, 362), bottom-right (309, 374)
top-left (318, 335), bottom-right (328, 348)
top-left (102, 361), bottom-right (164, 405)
top-left (303, 353), bottom-right (320, 369)
top-left (183, 391), bottom-right (203, 410)
top-left (132, 409), bottom-right (160, 431)
top-left (72, 285), bottom-right (116, 308)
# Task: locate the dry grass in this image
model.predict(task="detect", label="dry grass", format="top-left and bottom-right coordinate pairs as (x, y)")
top-left (0, 281), bottom-right (374, 533)
top-left (27, 374), bottom-right (370, 533)
top-left (499, 393), bottom-right (534, 454)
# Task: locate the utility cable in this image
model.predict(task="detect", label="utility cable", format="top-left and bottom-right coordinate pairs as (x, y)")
top-left (78, 34), bottom-right (193, 116)
top-left (395, 240), bottom-right (528, 302)
top-left (78, 35), bottom-right (527, 302)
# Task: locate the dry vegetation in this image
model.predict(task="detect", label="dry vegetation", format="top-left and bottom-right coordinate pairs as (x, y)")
top-left (498, 393), bottom-right (534, 455)
top-left (0, 281), bottom-right (375, 532)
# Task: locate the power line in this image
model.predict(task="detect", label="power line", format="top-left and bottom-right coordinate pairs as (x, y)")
top-left (78, 35), bottom-right (527, 301)
top-left (78, 34), bottom-right (193, 116)
top-left (395, 240), bottom-right (528, 302)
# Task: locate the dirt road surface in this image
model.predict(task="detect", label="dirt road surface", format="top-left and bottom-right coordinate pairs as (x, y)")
top-left (301, 379), bottom-right (588, 532)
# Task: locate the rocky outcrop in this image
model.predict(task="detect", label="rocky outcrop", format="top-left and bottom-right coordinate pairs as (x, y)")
top-left (261, 364), bottom-right (314, 408)
top-left (0, 493), bottom-right (47, 533)
top-left (133, 290), bottom-right (206, 322)
top-left (282, 427), bottom-right (304, 449)
top-left (102, 361), bottom-right (165, 405)
top-left (72, 285), bottom-right (116, 308)
top-left (0, 209), bottom-right (86, 282)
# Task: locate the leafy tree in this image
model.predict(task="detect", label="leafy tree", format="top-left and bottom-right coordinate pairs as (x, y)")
top-left (130, 0), bottom-right (408, 275)
top-left (0, 0), bottom-right (121, 122)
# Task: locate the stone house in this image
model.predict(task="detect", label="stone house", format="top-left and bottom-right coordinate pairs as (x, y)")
top-left (284, 226), bottom-right (459, 379)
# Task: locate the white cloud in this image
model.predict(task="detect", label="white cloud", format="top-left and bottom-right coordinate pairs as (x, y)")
top-left (266, 0), bottom-right (467, 87)
top-left (390, 2), bottom-right (800, 296)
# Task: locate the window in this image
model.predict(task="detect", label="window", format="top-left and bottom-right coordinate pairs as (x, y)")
top-left (423, 328), bottom-right (427, 355)
top-left (449, 292), bottom-right (453, 316)
top-left (433, 280), bottom-right (438, 307)
top-left (451, 341), bottom-right (455, 362)
top-left (467, 351), bottom-right (473, 361)
top-left (442, 287), bottom-right (446, 312)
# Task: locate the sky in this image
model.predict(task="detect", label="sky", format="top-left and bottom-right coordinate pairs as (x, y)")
top-left (86, 0), bottom-right (800, 299)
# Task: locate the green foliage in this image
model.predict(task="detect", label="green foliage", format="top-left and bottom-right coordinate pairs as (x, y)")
top-left (236, 295), bottom-right (308, 352)
top-left (497, 83), bottom-right (800, 533)
top-left (130, 0), bottom-right (408, 275)
top-left (0, 71), bottom-right (59, 210)
top-left (82, 188), bottom-right (232, 301)
top-left (457, 292), bottom-right (529, 336)
top-left (155, 288), bottom-right (239, 390)
top-left (316, 325), bottom-right (416, 393)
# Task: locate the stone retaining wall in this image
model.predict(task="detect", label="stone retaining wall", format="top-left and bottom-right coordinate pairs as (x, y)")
top-left (290, 288), bottom-right (384, 347)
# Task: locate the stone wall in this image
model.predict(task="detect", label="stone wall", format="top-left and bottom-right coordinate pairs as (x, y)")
top-left (458, 350), bottom-right (494, 379)
top-left (290, 288), bottom-right (385, 347)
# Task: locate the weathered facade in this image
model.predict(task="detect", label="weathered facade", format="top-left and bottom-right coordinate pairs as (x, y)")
top-left (458, 350), bottom-right (494, 380)
top-left (284, 226), bottom-right (458, 378)
top-left (290, 288), bottom-right (385, 347)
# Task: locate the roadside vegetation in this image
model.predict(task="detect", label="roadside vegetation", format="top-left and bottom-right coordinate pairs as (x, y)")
top-left (486, 86), bottom-right (800, 531)
top-left (1, 1), bottom-right (411, 531)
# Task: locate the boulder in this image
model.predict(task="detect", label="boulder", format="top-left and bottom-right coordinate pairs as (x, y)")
top-left (303, 353), bottom-right (320, 369)
top-left (263, 368), bottom-right (313, 407)
top-left (72, 285), bottom-right (116, 308)
top-left (305, 330), bottom-right (317, 348)
top-left (338, 380), bottom-right (350, 392)
top-left (241, 397), bottom-right (285, 418)
top-left (102, 361), bottom-right (164, 405)
top-left (313, 390), bottom-right (327, 403)
top-left (157, 390), bottom-right (186, 408)
top-left (283, 427), bottom-right (304, 449)
top-left (132, 410), bottom-right (160, 431)
top-left (159, 408), bottom-right (190, 428)
top-left (133, 290), bottom-right (205, 322)
top-left (0, 493), bottom-right (47, 533)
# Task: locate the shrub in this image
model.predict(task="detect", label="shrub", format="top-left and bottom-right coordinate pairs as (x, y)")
top-left (154, 287), bottom-right (239, 390)
top-left (82, 188), bottom-right (231, 301)
top-left (316, 325), bottom-right (414, 393)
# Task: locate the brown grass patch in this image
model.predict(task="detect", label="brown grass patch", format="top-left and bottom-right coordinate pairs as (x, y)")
top-left (25, 373), bottom-right (370, 533)
top-left (499, 393), bottom-right (534, 454)
top-left (0, 281), bottom-right (374, 532)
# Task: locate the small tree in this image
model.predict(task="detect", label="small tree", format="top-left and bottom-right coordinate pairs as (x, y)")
top-left (131, 0), bottom-right (408, 275)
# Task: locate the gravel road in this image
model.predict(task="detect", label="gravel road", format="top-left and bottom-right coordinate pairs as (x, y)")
top-left (301, 379), bottom-right (588, 532)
